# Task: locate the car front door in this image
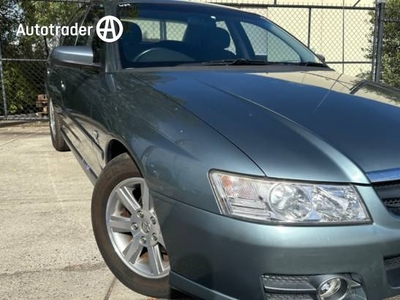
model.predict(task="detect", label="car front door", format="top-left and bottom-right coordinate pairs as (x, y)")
top-left (47, 5), bottom-right (88, 115)
top-left (51, 3), bottom-right (106, 178)
top-left (65, 3), bottom-right (108, 177)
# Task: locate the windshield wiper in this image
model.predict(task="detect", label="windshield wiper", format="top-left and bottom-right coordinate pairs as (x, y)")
top-left (255, 61), bottom-right (328, 67)
top-left (289, 61), bottom-right (329, 67)
top-left (202, 59), bottom-right (273, 66)
top-left (201, 59), bottom-right (329, 67)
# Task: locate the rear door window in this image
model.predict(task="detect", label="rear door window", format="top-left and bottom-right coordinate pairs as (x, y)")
top-left (166, 21), bottom-right (187, 41)
top-left (122, 19), bottom-right (188, 42)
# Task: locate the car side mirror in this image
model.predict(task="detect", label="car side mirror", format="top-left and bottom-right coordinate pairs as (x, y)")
top-left (316, 53), bottom-right (326, 64)
top-left (50, 46), bottom-right (101, 70)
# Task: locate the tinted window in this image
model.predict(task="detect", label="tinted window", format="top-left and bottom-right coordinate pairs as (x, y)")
top-left (121, 19), bottom-right (187, 42)
top-left (76, 4), bottom-right (106, 63)
top-left (76, 4), bottom-right (104, 46)
top-left (166, 21), bottom-right (187, 41)
top-left (241, 22), bottom-right (300, 62)
top-left (216, 21), bottom-right (236, 54)
top-left (118, 3), bottom-right (318, 68)
top-left (61, 6), bottom-right (88, 46)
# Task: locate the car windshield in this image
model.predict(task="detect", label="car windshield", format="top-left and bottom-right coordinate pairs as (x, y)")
top-left (118, 3), bottom-right (321, 69)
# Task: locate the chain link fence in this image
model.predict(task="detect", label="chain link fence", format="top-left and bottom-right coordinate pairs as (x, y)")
top-left (219, 2), bottom-right (375, 77)
top-left (0, 0), bottom-right (380, 120)
top-left (0, 0), bottom-right (82, 120)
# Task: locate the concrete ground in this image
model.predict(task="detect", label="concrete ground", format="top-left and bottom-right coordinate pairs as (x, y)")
top-left (0, 123), bottom-right (149, 300)
top-left (0, 122), bottom-right (399, 300)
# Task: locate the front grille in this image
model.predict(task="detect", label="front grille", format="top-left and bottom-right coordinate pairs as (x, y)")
top-left (384, 255), bottom-right (400, 270)
top-left (384, 255), bottom-right (400, 287)
top-left (372, 180), bottom-right (400, 216)
top-left (383, 199), bottom-right (400, 207)
top-left (373, 180), bottom-right (400, 188)
top-left (382, 199), bottom-right (400, 216)
top-left (262, 274), bottom-right (365, 299)
top-left (264, 275), bottom-right (311, 284)
top-left (265, 293), bottom-right (314, 300)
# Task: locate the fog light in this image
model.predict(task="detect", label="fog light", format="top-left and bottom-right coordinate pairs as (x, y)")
top-left (317, 277), bottom-right (348, 300)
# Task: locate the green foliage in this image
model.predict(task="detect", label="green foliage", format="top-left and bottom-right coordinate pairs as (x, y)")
top-left (19, 1), bottom-right (80, 54)
top-left (380, 0), bottom-right (400, 88)
top-left (366, 0), bottom-right (400, 88)
top-left (0, 0), bottom-right (79, 116)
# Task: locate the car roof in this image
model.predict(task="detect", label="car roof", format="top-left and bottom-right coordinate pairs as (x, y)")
top-left (99, 0), bottom-right (228, 5)
top-left (92, 0), bottom-right (254, 15)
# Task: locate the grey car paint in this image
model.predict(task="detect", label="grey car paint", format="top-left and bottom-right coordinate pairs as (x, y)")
top-left (108, 67), bottom-right (400, 299)
top-left (50, 46), bottom-right (96, 66)
top-left (138, 67), bottom-right (400, 182)
top-left (46, 1), bottom-right (400, 299)
top-left (58, 64), bottom-right (400, 300)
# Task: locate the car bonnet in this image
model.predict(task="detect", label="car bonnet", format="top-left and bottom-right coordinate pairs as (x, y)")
top-left (136, 68), bottom-right (400, 184)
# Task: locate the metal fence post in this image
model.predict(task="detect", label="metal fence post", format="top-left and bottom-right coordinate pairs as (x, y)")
top-left (374, 0), bottom-right (386, 82)
top-left (371, 2), bottom-right (379, 79)
top-left (342, 4), bottom-right (345, 74)
top-left (307, 7), bottom-right (312, 48)
top-left (0, 41), bottom-right (8, 119)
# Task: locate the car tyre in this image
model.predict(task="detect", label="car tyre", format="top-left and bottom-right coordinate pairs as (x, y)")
top-left (91, 153), bottom-right (182, 299)
top-left (49, 100), bottom-right (69, 151)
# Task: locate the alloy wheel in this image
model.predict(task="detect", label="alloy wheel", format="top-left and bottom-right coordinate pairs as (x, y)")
top-left (105, 177), bottom-right (170, 279)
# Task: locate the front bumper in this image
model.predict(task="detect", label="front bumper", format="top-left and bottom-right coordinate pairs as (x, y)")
top-left (153, 185), bottom-right (400, 300)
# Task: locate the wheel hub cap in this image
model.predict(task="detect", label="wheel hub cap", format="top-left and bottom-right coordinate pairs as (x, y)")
top-left (105, 178), bottom-right (170, 279)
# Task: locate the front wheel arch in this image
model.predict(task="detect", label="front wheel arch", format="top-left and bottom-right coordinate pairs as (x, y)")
top-left (106, 138), bottom-right (143, 174)
top-left (91, 153), bottom-right (182, 298)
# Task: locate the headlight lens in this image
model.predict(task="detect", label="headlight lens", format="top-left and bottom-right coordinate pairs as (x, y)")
top-left (209, 171), bottom-right (370, 224)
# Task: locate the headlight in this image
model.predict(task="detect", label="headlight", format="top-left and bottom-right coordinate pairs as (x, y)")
top-left (209, 171), bottom-right (370, 224)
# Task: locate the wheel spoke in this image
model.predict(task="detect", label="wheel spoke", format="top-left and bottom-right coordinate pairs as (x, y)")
top-left (157, 234), bottom-right (166, 248)
top-left (140, 181), bottom-right (151, 211)
top-left (116, 186), bottom-right (140, 214)
top-left (107, 178), bottom-right (169, 278)
top-left (123, 234), bottom-right (143, 264)
top-left (147, 244), bottom-right (164, 276)
top-left (109, 215), bottom-right (131, 233)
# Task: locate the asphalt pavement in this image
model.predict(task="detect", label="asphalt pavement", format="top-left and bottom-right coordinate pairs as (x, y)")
top-left (1, 122), bottom-right (399, 300)
top-left (0, 123), bottom-right (148, 300)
